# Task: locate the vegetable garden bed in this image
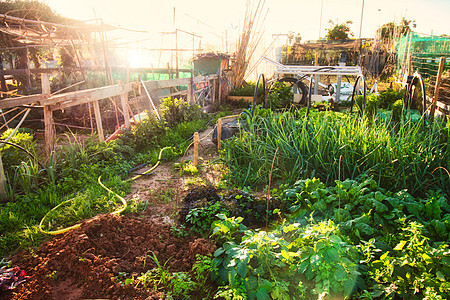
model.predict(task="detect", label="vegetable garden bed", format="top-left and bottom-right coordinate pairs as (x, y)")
top-left (0, 88), bottom-right (449, 299)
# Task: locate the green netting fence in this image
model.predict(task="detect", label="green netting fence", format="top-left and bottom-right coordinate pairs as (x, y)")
top-left (395, 32), bottom-right (450, 78)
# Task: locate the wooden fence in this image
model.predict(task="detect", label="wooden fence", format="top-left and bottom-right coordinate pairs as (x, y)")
top-left (0, 73), bottom-right (219, 154)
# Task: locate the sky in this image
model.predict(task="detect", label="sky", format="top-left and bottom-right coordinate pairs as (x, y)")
top-left (43, 0), bottom-right (450, 68)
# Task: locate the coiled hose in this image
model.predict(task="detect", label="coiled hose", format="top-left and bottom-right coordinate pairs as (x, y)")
top-left (39, 147), bottom-right (172, 235)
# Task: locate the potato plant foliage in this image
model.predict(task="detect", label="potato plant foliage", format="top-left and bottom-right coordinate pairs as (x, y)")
top-left (210, 178), bottom-right (449, 299)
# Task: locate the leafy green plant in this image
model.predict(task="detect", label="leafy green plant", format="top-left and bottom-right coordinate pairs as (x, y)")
top-left (392, 98), bottom-right (404, 121)
top-left (214, 282), bottom-right (247, 300)
top-left (267, 81), bottom-right (293, 109)
top-left (170, 224), bottom-right (189, 237)
top-left (230, 82), bottom-right (264, 97)
top-left (378, 88), bottom-right (404, 109)
top-left (193, 254), bottom-right (217, 295)
top-left (364, 222), bottom-right (449, 299)
top-left (171, 272), bottom-right (197, 298)
top-left (176, 160), bottom-right (198, 176)
top-left (281, 177), bottom-right (449, 299)
top-left (212, 215), bottom-right (360, 299)
top-left (0, 128), bottom-right (35, 166)
top-left (186, 202), bottom-right (224, 234)
top-left (160, 97), bottom-right (203, 126)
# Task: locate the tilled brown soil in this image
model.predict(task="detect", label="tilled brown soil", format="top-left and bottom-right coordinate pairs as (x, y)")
top-left (1, 123), bottom-right (226, 299)
top-left (1, 214), bottom-right (216, 300)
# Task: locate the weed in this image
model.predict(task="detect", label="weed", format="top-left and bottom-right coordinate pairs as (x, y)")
top-left (175, 160), bottom-right (199, 176)
top-left (193, 254), bottom-right (218, 297)
top-left (170, 224), bottom-right (189, 237)
top-left (151, 188), bottom-right (175, 204)
top-left (185, 177), bottom-right (206, 186)
top-left (45, 270), bottom-right (58, 280)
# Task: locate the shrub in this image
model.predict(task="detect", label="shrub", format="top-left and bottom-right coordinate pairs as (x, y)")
top-left (160, 97), bottom-right (203, 126)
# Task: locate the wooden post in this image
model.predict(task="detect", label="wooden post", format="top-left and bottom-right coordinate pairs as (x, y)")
top-left (218, 73), bottom-right (222, 104)
top-left (93, 100), bottom-right (104, 142)
top-left (212, 77), bottom-right (216, 103)
top-left (430, 57), bottom-right (445, 119)
top-left (407, 53), bottom-right (413, 76)
top-left (121, 92), bottom-right (131, 129)
top-left (41, 73), bottom-right (55, 154)
top-left (187, 69), bottom-right (195, 103)
top-left (187, 79), bottom-right (192, 103)
top-left (193, 131), bottom-right (199, 166)
top-left (314, 52), bottom-right (319, 95)
top-left (217, 118), bottom-right (222, 150)
top-left (0, 154), bottom-right (7, 201)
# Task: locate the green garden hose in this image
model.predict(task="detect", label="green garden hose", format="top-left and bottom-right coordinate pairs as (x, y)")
top-left (39, 147), bottom-right (172, 235)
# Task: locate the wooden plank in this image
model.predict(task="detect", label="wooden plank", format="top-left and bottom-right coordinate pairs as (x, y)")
top-left (41, 73), bottom-right (51, 94)
top-left (140, 74), bottom-right (218, 91)
top-left (0, 94), bottom-right (45, 109)
top-left (193, 132), bottom-right (199, 166)
top-left (217, 118), bottom-right (222, 150)
top-left (120, 93), bottom-right (131, 129)
top-left (193, 74), bottom-right (218, 84)
top-left (41, 74), bottom-right (55, 154)
top-left (430, 57), bottom-right (445, 118)
top-left (143, 77), bottom-right (190, 90)
top-left (43, 106), bottom-right (55, 153)
top-left (213, 78), bottom-right (216, 102)
top-left (427, 96), bottom-right (450, 114)
top-left (41, 82), bottom-right (134, 110)
top-left (92, 100), bottom-right (104, 142)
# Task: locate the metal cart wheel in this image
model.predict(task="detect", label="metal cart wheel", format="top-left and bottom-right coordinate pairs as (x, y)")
top-left (278, 77), bottom-right (308, 105)
top-left (350, 74), bottom-right (367, 115)
top-left (252, 73), bottom-right (266, 116)
top-left (405, 72), bottom-right (427, 115)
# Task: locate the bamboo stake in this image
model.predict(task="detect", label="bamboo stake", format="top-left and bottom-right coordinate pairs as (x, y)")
top-left (217, 118), bottom-right (222, 150)
top-left (193, 132), bottom-right (199, 166)
top-left (430, 57), bottom-right (445, 119)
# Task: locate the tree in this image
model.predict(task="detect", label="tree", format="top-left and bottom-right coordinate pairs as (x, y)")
top-left (325, 20), bottom-right (353, 41)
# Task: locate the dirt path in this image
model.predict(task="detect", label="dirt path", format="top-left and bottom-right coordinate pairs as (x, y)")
top-left (125, 123), bottom-right (222, 221)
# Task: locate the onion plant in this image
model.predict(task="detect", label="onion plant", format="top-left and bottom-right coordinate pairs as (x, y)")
top-left (223, 108), bottom-right (450, 197)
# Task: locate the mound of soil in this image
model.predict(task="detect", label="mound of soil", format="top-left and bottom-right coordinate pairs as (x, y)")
top-left (1, 214), bottom-right (216, 300)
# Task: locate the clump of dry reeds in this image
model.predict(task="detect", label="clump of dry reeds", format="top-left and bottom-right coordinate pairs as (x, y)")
top-left (230, 0), bottom-right (267, 89)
